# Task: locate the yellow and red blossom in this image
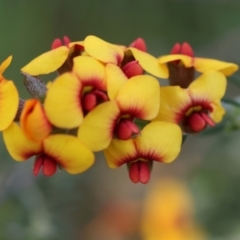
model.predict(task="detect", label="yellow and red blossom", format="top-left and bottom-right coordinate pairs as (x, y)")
top-left (159, 42), bottom-right (238, 77)
top-left (154, 71), bottom-right (227, 133)
top-left (21, 36), bottom-right (84, 75)
top-left (44, 56), bottom-right (108, 129)
top-left (84, 35), bottom-right (169, 79)
top-left (3, 123), bottom-right (94, 176)
top-left (77, 75), bottom-right (160, 152)
top-left (104, 121), bottom-right (182, 184)
top-left (0, 56), bottom-right (19, 131)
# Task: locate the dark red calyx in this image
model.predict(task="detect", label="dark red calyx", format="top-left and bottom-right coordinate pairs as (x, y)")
top-left (33, 154), bottom-right (57, 177)
top-left (128, 161), bottom-right (151, 184)
top-left (115, 119), bottom-right (140, 140)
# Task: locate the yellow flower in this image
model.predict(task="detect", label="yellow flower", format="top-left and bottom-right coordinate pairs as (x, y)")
top-left (44, 56), bottom-right (107, 129)
top-left (141, 178), bottom-right (207, 240)
top-left (84, 35), bottom-right (169, 79)
top-left (21, 36), bottom-right (84, 75)
top-left (104, 122), bottom-right (182, 184)
top-left (3, 99), bottom-right (94, 176)
top-left (159, 42), bottom-right (238, 77)
top-left (77, 75), bottom-right (161, 152)
top-left (154, 71), bottom-right (226, 133)
top-left (0, 56), bottom-right (19, 131)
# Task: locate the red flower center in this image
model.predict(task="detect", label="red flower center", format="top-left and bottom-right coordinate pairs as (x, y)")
top-left (128, 161), bottom-right (151, 184)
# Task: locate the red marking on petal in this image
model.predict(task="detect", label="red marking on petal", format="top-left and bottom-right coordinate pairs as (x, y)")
top-left (170, 43), bottom-right (181, 54)
top-left (200, 112), bottom-right (215, 127)
top-left (181, 42), bottom-right (194, 57)
top-left (33, 155), bottom-right (43, 176)
top-left (51, 38), bottom-right (62, 49)
top-left (122, 60), bottom-right (144, 78)
top-left (63, 36), bottom-right (71, 46)
top-left (129, 162), bottom-right (140, 183)
top-left (129, 38), bottom-right (147, 52)
top-left (139, 161), bottom-right (150, 184)
top-left (43, 156), bottom-right (57, 176)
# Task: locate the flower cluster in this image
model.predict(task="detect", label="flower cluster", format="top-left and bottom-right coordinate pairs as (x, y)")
top-left (1, 36), bottom-right (238, 184)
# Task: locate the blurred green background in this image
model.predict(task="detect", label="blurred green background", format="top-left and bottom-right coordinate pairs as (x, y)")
top-left (1, 0), bottom-right (240, 239)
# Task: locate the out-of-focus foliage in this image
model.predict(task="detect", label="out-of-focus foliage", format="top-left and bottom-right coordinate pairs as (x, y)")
top-left (1, 0), bottom-right (240, 239)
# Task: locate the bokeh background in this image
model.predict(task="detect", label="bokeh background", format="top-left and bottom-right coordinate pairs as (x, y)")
top-left (1, 1), bottom-right (240, 239)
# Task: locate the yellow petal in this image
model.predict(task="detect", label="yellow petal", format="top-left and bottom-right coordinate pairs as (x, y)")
top-left (130, 48), bottom-right (169, 78)
top-left (73, 56), bottom-right (106, 90)
top-left (78, 101), bottom-right (120, 152)
top-left (43, 134), bottom-right (94, 174)
top-left (154, 86), bottom-right (191, 123)
top-left (104, 138), bottom-right (137, 168)
top-left (116, 75), bottom-right (160, 120)
top-left (3, 123), bottom-right (42, 161)
top-left (0, 56), bottom-right (12, 75)
top-left (210, 101), bottom-right (225, 123)
top-left (194, 58), bottom-right (239, 76)
top-left (0, 80), bottom-right (19, 131)
top-left (106, 64), bottom-right (128, 100)
top-left (188, 71), bottom-right (227, 102)
top-left (68, 41), bottom-right (84, 48)
top-left (84, 35), bottom-right (124, 65)
top-left (21, 46), bottom-right (69, 75)
top-left (44, 72), bottom-right (83, 129)
top-left (158, 54), bottom-right (193, 67)
top-left (20, 99), bottom-right (52, 141)
top-left (135, 121), bottom-right (182, 163)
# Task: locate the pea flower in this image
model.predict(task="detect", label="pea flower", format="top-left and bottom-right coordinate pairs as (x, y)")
top-left (84, 35), bottom-right (169, 79)
top-left (159, 42), bottom-right (238, 88)
top-left (21, 36), bottom-right (84, 76)
top-left (3, 99), bottom-right (94, 176)
top-left (104, 122), bottom-right (182, 184)
top-left (77, 75), bottom-right (160, 152)
top-left (154, 71), bottom-right (226, 133)
top-left (0, 56), bottom-right (19, 131)
top-left (44, 55), bottom-right (107, 129)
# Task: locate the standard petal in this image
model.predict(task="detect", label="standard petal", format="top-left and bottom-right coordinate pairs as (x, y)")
top-left (104, 138), bottom-right (137, 168)
top-left (0, 56), bottom-right (12, 75)
top-left (135, 121), bottom-right (182, 163)
top-left (194, 58), bottom-right (239, 76)
top-left (130, 48), bottom-right (169, 79)
top-left (20, 99), bottom-right (52, 141)
top-left (43, 134), bottom-right (94, 174)
top-left (3, 123), bottom-right (42, 161)
top-left (78, 101), bottom-right (120, 152)
top-left (84, 35), bottom-right (124, 65)
top-left (158, 54), bottom-right (193, 67)
top-left (154, 86), bottom-right (191, 123)
top-left (188, 71), bottom-right (227, 102)
top-left (0, 80), bottom-right (19, 131)
top-left (106, 64), bottom-right (128, 100)
top-left (73, 56), bottom-right (106, 90)
top-left (44, 72), bottom-right (83, 129)
top-left (21, 46), bottom-right (69, 75)
top-left (116, 75), bottom-right (160, 120)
